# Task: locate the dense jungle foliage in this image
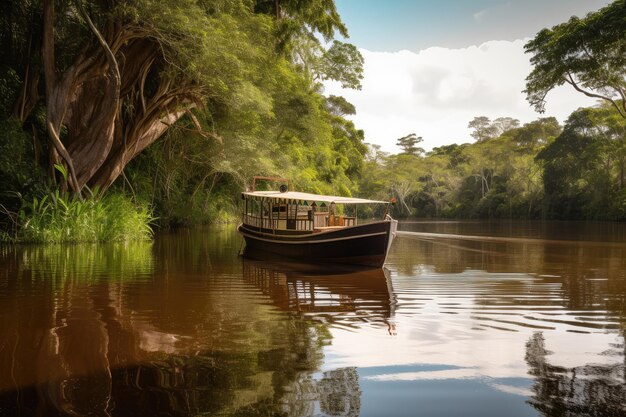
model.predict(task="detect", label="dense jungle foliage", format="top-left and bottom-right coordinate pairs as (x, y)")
top-left (363, 105), bottom-right (626, 220)
top-left (0, 0), bottom-right (625, 241)
top-left (0, 0), bottom-right (368, 237)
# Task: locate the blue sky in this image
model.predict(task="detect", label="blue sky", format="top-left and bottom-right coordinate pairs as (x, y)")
top-left (324, 0), bottom-right (612, 152)
top-left (335, 0), bottom-right (610, 51)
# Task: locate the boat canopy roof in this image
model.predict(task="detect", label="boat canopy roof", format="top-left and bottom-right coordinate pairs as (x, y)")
top-left (242, 190), bottom-right (388, 205)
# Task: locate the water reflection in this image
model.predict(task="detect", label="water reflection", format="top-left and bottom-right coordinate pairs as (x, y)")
top-left (0, 233), bottom-right (372, 416)
top-left (0, 241), bottom-right (154, 416)
top-left (526, 332), bottom-right (625, 417)
top-left (325, 222), bottom-right (626, 416)
top-left (242, 260), bottom-right (396, 331)
top-left (379, 222), bottom-right (626, 416)
top-left (280, 367), bottom-right (361, 417)
top-left (0, 222), bottom-right (625, 416)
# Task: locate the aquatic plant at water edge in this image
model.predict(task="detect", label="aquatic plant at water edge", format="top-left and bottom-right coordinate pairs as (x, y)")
top-left (16, 191), bottom-right (154, 243)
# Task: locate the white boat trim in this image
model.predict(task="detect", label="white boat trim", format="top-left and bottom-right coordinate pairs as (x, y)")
top-left (386, 217), bottom-right (398, 257)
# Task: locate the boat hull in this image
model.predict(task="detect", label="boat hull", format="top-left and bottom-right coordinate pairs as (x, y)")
top-left (238, 220), bottom-right (397, 268)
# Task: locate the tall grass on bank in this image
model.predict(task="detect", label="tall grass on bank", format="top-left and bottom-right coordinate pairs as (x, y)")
top-left (16, 191), bottom-right (154, 243)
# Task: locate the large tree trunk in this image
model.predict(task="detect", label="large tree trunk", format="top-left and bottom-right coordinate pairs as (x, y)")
top-left (91, 108), bottom-right (190, 189)
top-left (42, 0), bottom-right (81, 191)
top-left (63, 0), bottom-right (121, 189)
top-left (40, 0), bottom-right (202, 193)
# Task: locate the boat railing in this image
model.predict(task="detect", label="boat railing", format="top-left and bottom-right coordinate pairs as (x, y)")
top-left (243, 214), bottom-right (277, 229)
top-left (244, 213), bottom-right (314, 231)
top-left (243, 209), bottom-right (357, 231)
top-left (315, 213), bottom-right (356, 227)
top-left (343, 216), bottom-right (356, 227)
top-left (313, 212), bottom-right (327, 228)
top-left (294, 218), bottom-right (313, 231)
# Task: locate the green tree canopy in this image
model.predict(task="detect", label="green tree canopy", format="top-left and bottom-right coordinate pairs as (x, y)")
top-left (317, 41), bottom-right (364, 89)
top-left (468, 116), bottom-right (498, 142)
top-left (491, 117), bottom-right (520, 136)
top-left (507, 117), bottom-right (562, 151)
top-left (255, 0), bottom-right (348, 53)
top-left (396, 133), bottom-right (424, 156)
top-left (537, 106), bottom-right (626, 219)
top-left (525, 0), bottom-right (626, 118)
top-left (0, 0), bottom-right (362, 195)
top-left (324, 95), bottom-right (356, 117)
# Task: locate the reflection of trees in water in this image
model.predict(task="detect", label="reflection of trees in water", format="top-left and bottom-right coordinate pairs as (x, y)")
top-left (0, 293), bottom-right (334, 416)
top-left (318, 367), bottom-right (361, 417)
top-left (0, 239), bottom-right (364, 416)
top-left (151, 225), bottom-right (242, 275)
top-left (525, 332), bottom-right (625, 417)
top-left (0, 243), bottom-right (154, 416)
top-left (280, 367), bottom-right (361, 417)
top-left (393, 234), bottom-right (626, 280)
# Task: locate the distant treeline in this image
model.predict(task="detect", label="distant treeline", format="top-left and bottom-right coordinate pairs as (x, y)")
top-left (363, 106), bottom-right (626, 221)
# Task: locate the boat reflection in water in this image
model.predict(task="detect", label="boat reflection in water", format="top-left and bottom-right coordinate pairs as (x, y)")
top-left (241, 259), bottom-right (398, 417)
top-left (242, 259), bottom-right (397, 333)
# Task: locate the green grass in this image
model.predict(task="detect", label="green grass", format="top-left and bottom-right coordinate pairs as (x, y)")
top-left (16, 191), bottom-right (154, 243)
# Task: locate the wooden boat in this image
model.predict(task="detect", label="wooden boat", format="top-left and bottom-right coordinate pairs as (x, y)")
top-left (237, 177), bottom-right (398, 267)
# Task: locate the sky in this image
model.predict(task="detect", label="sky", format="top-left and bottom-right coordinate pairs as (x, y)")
top-left (323, 0), bottom-right (612, 153)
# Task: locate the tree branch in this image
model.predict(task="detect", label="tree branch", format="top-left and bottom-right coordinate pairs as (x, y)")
top-left (42, 0), bottom-right (81, 193)
top-left (564, 73), bottom-right (626, 118)
top-left (47, 121), bottom-right (81, 192)
top-left (75, 0), bottom-right (121, 103)
top-left (139, 58), bottom-right (154, 113)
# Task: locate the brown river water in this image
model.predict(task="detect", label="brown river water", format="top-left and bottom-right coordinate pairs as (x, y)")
top-left (0, 221), bottom-right (624, 416)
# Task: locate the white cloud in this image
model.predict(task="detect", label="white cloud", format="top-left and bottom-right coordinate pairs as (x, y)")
top-left (324, 39), bottom-right (597, 153)
top-left (472, 2), bottom-right (513, 23)
top-left (473, 9), bottom-right (488, 21)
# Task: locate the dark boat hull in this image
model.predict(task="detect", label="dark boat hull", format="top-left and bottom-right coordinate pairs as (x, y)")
top-left (237, 220), bottom-right (397, 268)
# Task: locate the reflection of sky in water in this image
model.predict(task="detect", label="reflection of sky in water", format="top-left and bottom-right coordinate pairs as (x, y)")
top-left (359, 367), bottom-right (536, 417)
top-left (319, 226), bottom-right (626, 416)
top-left (324, 268), bottom-right (621, 369)
top-left (0, 222), bottom-right (624, 416)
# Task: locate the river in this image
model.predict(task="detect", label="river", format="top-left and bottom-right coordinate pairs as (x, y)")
top-left (0, 221), bottom-right (624, 416)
